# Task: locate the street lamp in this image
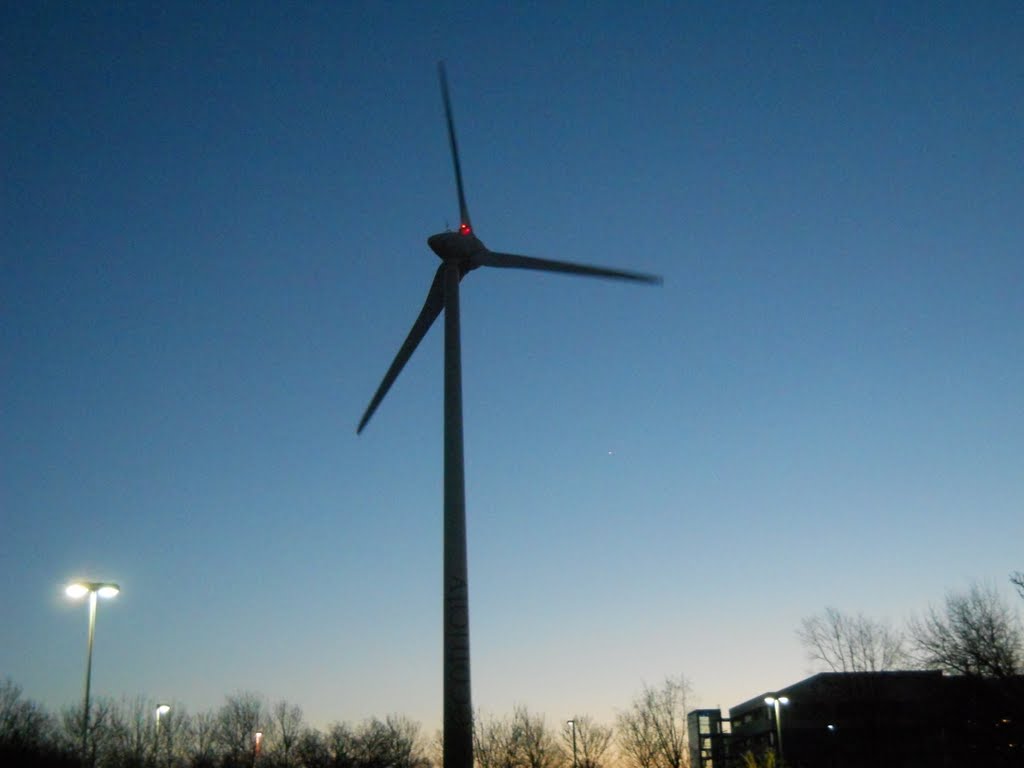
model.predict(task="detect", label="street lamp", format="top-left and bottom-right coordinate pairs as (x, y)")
top-left (567, 720), bottom-right (577, 768)
top-left (764, 696), bottom-right (789, 765)
top-left (253, 730), bottom-right (264, 767)
top-left (155, 705), bottom-right (170, 765)
top-left (65, 581), bottom-right (120, 765)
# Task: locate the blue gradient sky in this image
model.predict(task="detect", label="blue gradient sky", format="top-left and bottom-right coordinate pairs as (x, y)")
top-left (3, 2), bottom-right (1022, 731)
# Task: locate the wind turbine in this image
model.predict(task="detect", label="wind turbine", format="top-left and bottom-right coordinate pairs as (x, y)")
top-left (357, 63), bottom-right (660, 768)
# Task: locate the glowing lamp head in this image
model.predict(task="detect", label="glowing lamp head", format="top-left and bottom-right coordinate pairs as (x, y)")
top-left (65, 583), bottom-right (89, 599)
top-left (459, 222), bottom-right (472, 236)
top-left (156, 704), bottom-right (171, 716)
top-left (65, 581), bottom-right (120, 599)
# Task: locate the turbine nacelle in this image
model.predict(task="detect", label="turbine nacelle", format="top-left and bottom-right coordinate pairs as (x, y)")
top-left (428, 230), bottom-right (486, 265)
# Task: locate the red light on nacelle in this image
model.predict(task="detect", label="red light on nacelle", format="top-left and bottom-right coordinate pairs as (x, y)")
top-left (459, 223), bottom-right (472, 236)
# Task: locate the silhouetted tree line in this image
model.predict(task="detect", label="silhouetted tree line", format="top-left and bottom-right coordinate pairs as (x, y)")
top-left (0, 678), bottom-right (77, 768)
top-left (0, 675), bottom-right (697, 768)
top-left (0, 682), bottom-right (433, 768)
top-left (797, 575), bottom-right (1024, 678)
top-left (6, 574), bottom-right (1020, 768)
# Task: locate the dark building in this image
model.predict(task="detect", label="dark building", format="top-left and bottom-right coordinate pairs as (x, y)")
top-left (691, 671), bottom-right (1023, 768)
top-left (688, 708), bottom-right (729, 768)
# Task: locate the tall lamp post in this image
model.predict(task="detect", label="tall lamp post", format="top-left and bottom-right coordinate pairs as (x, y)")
top-left (567, 720), bottom-right (577, 768)
top-left (65, 581), bottom-right (120, 765)
top-left (155, 704), bottom-right (170, 766)
top-left (764, 696), bottom-right (789, 765)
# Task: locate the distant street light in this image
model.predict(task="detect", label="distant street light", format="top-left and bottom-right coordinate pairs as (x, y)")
top-left (764, 696), bottom-right (790, 765)
top-left (567, 720), bottom-right (577, 768)
top-left (156, 705), bottom-right (170, 765)
top-left (253, 730), bottom-right (263, 767)
top-left (65, 581), bottom-right (119, 765)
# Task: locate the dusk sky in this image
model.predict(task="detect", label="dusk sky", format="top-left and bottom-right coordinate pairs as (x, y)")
top-left (3, 1), bottom-right (1022, 733)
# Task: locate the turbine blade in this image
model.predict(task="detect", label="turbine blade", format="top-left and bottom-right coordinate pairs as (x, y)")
top-left (357, 265), bottom-right (446, 434)
top-left (476, 251), bottom-right (662, 285)
top-left (439, 61), bottom-right (472, 231)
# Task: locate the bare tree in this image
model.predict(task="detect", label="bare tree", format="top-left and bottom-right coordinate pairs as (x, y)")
top-left (154, 704), bottom-right (188, 768)
top-left (797, 607), bottom-right (907, 672)
top-left (648, 677), bottom-right (690, 768)
top-left (0, 678), bottom-right (67, 764)
top-left (185, 710), bottom-right (220, 768)
top-left (266, 700), bottom-right (304, 768)
top-left (1011, 571), bottom-right (1024, 601)
top-left (216, 692), bottom-right (265, 768)
top-left (512, 707), bottom-right (562, 768)
top-left (616, 697), bottom-right (657, 768)
top-left (295, 727), bottom-right (331, 768)
top-left (1, 679), bottom-right (53, 749)
top-left (61, 698), bottom-right (116, 768)
top-left (382, 714), bottom-right (431, 768)
top-left (106, 695), bottom-right (153, 768)
top-left (561, 716), bottom-right (613, 768)
top-left (908, 583), bottom-right (1023, 678)
top-left (617, 676), bottom-right (691, 768)
top-left (293, 728), bottom-right (327, 768)
top-left (474, 709), bottom-right (561, 768)
top-left (325, 722), bottom-right (357, 768)
top-left (428, 729), bottom-right (444, 768)
top-left (475, 712), bottom-right (518, 768)
top-left (351, 715), bottom-right (429, 768)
